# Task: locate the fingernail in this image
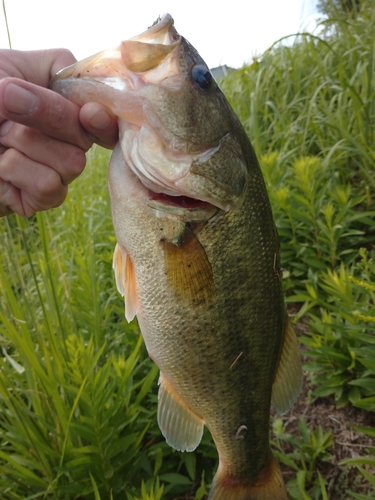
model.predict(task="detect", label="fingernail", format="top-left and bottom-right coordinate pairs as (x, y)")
top-left (3, 83), bottom-right (37, 115)
top-left (89, 108), bottom-right (112, 130)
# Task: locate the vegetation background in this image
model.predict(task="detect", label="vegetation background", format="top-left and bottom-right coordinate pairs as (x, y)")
top-left (0, 0), bottom-right (374, 498)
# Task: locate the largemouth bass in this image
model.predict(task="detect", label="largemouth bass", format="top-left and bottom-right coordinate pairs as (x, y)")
top-left (51, 14), bottom-right (302, 499)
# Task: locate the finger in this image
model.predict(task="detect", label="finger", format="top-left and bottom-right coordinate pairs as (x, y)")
top-left (80, 102), bottom-right (118, 150)
top-left (0, 78), bottom-right (94, 151)
top-left (0, 121), bottom-right (86, 185)
top-left (0, 148), bottom-right (68, 217)
top-left (0, 48), bottom-right (77, 87)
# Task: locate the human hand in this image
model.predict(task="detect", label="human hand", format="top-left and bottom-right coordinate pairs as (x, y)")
top-left (0, 48), bottom-right (118, 218)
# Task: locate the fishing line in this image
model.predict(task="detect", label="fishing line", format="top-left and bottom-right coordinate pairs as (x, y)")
top-left (2, 0), bottom-right (12, 48)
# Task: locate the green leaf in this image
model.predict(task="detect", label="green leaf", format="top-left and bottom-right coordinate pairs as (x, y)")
top-left (341, 457), bottom-right (375, 467)
top-left (347, 493), bottom-right (375, 500)
top-left (296, 470), bottom-right (311, 500)
top-left (90, 472), bottom-right (103, 500)
top-left (356, 466), bottom-right (375, 487)
top-left (352, 426), bottom-right (375, 438)
top-left (354, 397), bottom-right (375, 411)
top-left (317, 471), bottom-right (328, 500)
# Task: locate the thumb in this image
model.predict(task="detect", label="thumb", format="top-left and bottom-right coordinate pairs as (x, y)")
top-left (79, 102), bottom-right (118, 150)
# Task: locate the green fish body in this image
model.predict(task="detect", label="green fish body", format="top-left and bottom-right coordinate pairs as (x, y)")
top-left (51, 14), bottom-right (302, 499)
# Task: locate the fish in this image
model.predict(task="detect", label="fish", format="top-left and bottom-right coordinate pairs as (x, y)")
top-left (50, 13), bottom-right (303, 499)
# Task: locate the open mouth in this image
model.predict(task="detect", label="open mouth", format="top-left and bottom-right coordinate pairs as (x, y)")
top-left (148, 191), bottom-right (213, 210)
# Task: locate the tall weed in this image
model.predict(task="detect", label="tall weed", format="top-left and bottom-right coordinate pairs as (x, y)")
top-left (259, 152), bottom-right (375, 294)
top-left (223, 0), bottom-right (375, 415)
top-left (221, 5), bottom-right (375, 190)
top-left (0, 149), bottom-right (217, 499)
top-left (0, 149), bottom-right (158, 499)
top-left (301, 249), bottom-right (375, 408)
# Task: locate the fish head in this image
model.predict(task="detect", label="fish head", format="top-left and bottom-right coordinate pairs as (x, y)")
top-left (50, 14), bottom-right (249, 217)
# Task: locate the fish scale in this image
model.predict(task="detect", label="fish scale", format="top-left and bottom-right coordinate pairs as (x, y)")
top-left (50, 13), bottom-right (302, 499)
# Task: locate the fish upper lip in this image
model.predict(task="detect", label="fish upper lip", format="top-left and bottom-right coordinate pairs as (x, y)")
top-left (130, 13), bottom-right (179, 46)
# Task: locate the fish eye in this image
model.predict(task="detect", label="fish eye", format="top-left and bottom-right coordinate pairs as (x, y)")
top-left (191, 65), bottom-right (213, 90)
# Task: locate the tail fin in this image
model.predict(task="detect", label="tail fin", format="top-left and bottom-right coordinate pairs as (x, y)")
top-left (208, 454), bottom-right (287, 500)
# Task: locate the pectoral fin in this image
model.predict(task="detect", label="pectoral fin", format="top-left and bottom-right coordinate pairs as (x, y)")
top-left (112, 243), bottom-right (138, 322)
top-left (162, 225), bottom-right (215, 307)
top-left (158, 373), bottom-right (204, 452)
top-left (271, 316), bottom-right (303, 414)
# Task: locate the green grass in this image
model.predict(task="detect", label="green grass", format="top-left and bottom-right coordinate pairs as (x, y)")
top-left (1, 1), bottom-right (375, 498)
top-left (0, 149), bottom-right (159, 499)
top-left (0, 148), bottom-right (217, 500)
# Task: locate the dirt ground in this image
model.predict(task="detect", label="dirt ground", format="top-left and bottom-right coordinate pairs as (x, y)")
top-left (274, 374), bottom-right (375, 498)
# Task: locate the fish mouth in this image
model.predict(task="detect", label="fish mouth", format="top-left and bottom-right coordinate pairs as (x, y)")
top-left (50, 13), bottom-right (181, 93)
top-left (149, 192), bottom-right (212, 209)
top-left (146, 191), bottom-right (219, 221)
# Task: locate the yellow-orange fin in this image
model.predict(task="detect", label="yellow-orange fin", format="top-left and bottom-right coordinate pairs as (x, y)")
top-left (162, 225), bottom-right (215, 308)
top-left (158, 373), bottom-right (204, 452)
top-left (112, 243), bottom-right (138, 322)
top-left (208, 454), bottom-right (287, 500)
top-left (271, 315), bottom-right (303, 414)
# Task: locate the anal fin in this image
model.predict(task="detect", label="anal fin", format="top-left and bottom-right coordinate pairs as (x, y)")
top-left (112, 243), bottom-right (138, 322)
top-left (158, 373), bottom-right (204, 452)
top-left (271, 315), bottom-right (303, 414)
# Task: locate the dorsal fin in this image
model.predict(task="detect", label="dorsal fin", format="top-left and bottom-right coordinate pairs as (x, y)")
top-left (112, 243), bottom-right (138, 322)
